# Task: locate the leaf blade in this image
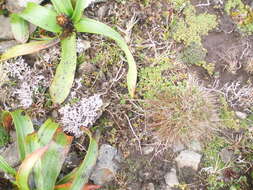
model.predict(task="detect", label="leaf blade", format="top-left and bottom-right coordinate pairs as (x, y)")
top-left (75, 18), bottom-right (137, 97)
top-left (71, 0), bottom-right (90, 23)
top-left (51, 0), bottom-right (74, 16)
top-left (10, 14), bottom-right (29, 43)
top-left (49, 33), bottom-right (77, 104)
top-left (0, 38), bottom-right (59, 61)
top-left (19, 2), bottom-right (62, 33)
top-left (11, 110), bottom-right (34, 160)
top-left (70, 129), bottom-right (99, 190)
top-left (16, 145), bottom-right (48, 190)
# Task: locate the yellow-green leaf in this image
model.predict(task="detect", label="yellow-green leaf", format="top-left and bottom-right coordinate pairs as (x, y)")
top-left (0, 38), bottom-right (59, 61)
top-left (10, 14), bottom-right (29, 43)
top-left (19, 2), bottom-right (62, 33)
top-left (49, 33), bottom-right (77, 104)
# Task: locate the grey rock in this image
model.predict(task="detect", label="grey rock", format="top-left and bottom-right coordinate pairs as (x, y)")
top-left (97, 5), bottom-right (109, 19)
top-left (0, 40), bottom-right (17, 53)
top-left (0, 16), bottom-right (13, 40)
top-left (219, 148), bottom-right (234, 163)
top-left (175, 150), bottom-right (202, 171)
top-left (90, 144), bottom-right (122, 185)
top-left (6, 0), bottom-right (43, 13)
top-left (51, 110), bottom-right (58, 119)
top-left (172, 141), bottom-right (185, 153)
top-left (142, 183), bottom-right (155, 190)
top-left (143, 146), bottom-right (154, 155)
top-left (235, 111), bottom-right (247, 119)
top-left (164, 168), bottom-right (179, 188)
top-left (0, 142), bottom-right (19, 167)
top-left (77, 62), bottom-right (97, 75)
top-left (188, 140), bottom-right (202, 152)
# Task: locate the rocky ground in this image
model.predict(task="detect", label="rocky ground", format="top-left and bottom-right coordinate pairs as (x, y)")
top-left (1, 0), bottom-right (253, 190)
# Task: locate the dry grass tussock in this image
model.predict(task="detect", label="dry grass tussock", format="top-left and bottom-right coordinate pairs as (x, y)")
top-left (144, 77), bottom-right (220, 146)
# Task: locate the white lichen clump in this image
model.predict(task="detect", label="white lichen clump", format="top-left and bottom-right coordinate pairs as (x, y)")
top-left (2, 57), bottom-right (50, 109)
top-left (59, 94), bottom-right (103, 137)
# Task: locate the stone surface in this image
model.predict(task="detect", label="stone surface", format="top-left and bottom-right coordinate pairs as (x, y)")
top-left (0, 142), bottom-right (19, 167)
top-left (219, 147), bottom-right (234, 163)
top-left (172, 141), bottom-right (185, 153)
top-left (164, 168), bottom-right (179, 188)
top-left (188, 140), bottom-right (202, 152)
top-left (235, 111), bottom-right (247, 119)
top-left (6, 0), bottom-right (43, 13)
top-left (97, 5), bottom-right (109, 19)
top-left (0, 16), bottom-right (13, 40)
top-left (142, 183), bottom-right (155, 190)
top-left (143, 146), bottom-right (154, 155)
top-left (77, 62), bottom-right (97, 75)
top-left (90, 144), bottom-right (122, 185)
top-left (0, 40), bottom-right (17, 53)
top-left (175, 150), bottom-right (202, 171)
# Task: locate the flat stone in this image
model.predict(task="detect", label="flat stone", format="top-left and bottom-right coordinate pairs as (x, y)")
top-left (188, 140), bottom-right (202, 152)
top-left (164, 168), bottom-right (179, 188)
top-left (6, 0), bottom-right (43, 13)
top-left (90, 144), bottom-right (122, 185)
top-left (0, 16), bottom-right (13, 40)
top-left (175, 150), bottom-right (202, 171)
top-left (172, 141), bottom-right (185, 153)
top-left (0, 142), bottom-right (19, 167)
top-left (235, 111), bottom-right (247, 119)
top-left (142, 183), bottom-right (155, 190)
top-left (0, 40), bottom-right (17, 53)
top-left (143, 146), bottom-right (154, 155)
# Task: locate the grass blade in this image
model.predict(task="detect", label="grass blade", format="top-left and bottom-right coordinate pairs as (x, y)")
top-left (49, 33), bottom-right (77, 104)
top-left (19, 2), bottom-right (62, 33)
top-left (10, 14), bottom-right (29, 43)
top-left (70, 129), bottom-right (99, 190)
top-left (51, 0), bottom-right (73, 16)
top-left (11, 110), bottom-right (34, 161)
top-left (0, 155), bottom-right (16, 176)
top-left (16, 145), bottom-right (48, 190)
top-left (75, 18), bottom-right (137, 98)
top-left (0, 38), bottom-right (59, 61)
top-left (37, 119), bottom-right (59, 146)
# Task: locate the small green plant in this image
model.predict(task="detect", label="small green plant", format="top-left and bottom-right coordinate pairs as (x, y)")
top-left (0, 0), bottom-right (137, 104)
top-left (0, 125), bottom-right (9, 147)
top-left (0, 110), bottom-right (100, 190)
top-left (225, 0), bottom-right (253, 34)
top-left (169, 1), bottom-right (217, 45)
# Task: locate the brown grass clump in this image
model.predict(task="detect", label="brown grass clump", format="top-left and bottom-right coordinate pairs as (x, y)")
top-left (144, 79), bottom-right (220, 146)
top-left (245, 59), bottom-right (253, 74)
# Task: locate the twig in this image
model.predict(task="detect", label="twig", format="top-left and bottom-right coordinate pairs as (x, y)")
top-left (124, 113), bottom-right (142, 154)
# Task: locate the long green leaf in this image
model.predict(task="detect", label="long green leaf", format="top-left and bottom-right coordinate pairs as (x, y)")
top-left (10, 14), bottom-right (29, 43)
top-left (0, 155), bottom-right (16, 176)
top-left (75, 18), bottom-right (137, 98)
top-left (40, 129), bottom-right (73, 190)
top-left (38, 119), bottom-right (59, 146)
top-left (70, 129), bottom-right (99, 190)
top-left (25, 133), bottom-right (44, 190)
top-left (49, 33), bottom-right (77, 104)
top-left (16, 145), bottom-right (48, 190)
top-left (71, 0), bottom-right (89, 23)
top-left (11, 110), bottom-right (34, 160)
top-left (51, 0), bottom-right (73, 16)
top-left (19, 2), bottom-right (62, 33)
top-left (0, 38), bottom-right (59, 61)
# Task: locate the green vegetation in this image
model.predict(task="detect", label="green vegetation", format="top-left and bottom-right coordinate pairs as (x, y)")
top-left (169, 0), bottom-right (217, 45)
top-left (225, 0), bottom-right (253, 34)
top-left (0, 110), bottom-right (99, 190)
top-left (0, 0), bottom-right (137, 104)
top-left (0, 125), bottom-right (9, 147)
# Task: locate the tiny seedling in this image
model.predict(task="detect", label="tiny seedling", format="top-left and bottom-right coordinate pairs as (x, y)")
top-left (0, 0), bottom-right (137, 104)
top-left (0, 110), bottom-right (100, 190)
